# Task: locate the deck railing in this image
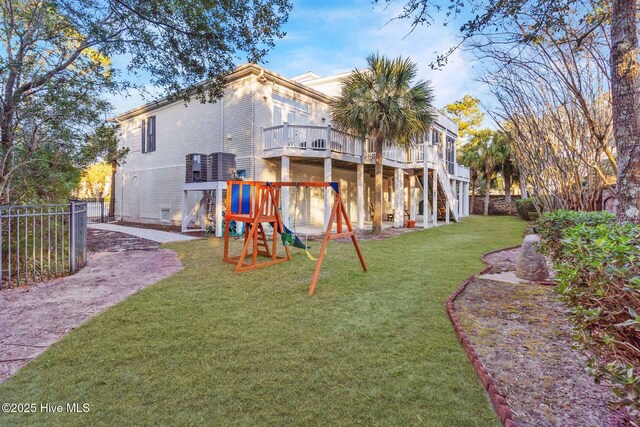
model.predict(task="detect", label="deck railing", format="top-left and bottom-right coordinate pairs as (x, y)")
top-left (263, 124), bottom-right (364, 157)
top-left (0, 201), bottom-right (87, 290)
top-left (263, 124), bottom-right (469, 180)
top-left (363, 140), bottom-right (426, 165)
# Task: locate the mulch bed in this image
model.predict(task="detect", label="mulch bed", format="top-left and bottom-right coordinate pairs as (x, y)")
top-left (452, 248), bottom-right (635, 426)
top-left (87, 228), bottom-right (158, 252)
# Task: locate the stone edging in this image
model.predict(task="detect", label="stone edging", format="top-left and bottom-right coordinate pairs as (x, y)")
top-left (446, 248), bottom-right (520, 427)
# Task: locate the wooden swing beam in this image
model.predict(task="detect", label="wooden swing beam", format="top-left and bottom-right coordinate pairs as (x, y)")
top-left (223, 180), bottom-right (367, 295)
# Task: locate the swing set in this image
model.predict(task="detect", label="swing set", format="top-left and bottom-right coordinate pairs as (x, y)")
top-left (223, 180), bottom-right (367, 295)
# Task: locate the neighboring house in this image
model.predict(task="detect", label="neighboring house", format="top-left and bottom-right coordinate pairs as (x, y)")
top-left (113, 64), bottom-right (471, 236)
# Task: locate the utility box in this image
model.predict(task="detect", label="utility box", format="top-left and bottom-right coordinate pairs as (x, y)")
top-left (208, 152), bottom-right (236, 181)
top-left (185, 153), bottom-right (208, 183)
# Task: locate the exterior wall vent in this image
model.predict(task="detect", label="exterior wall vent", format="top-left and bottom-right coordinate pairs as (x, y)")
top-left (160, 208), bottom-right (171, 223)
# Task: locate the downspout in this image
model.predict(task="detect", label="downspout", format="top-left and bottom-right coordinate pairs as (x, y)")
top-left (112, 116), bottom-right (125, 221)
top-left (220, 96), bottom-right (224, 152)
top-left (252, 79), bottom-right (256, 180)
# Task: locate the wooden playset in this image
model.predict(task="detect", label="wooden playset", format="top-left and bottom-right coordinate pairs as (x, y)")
top-left (223, 180), bottom-right (367, 295)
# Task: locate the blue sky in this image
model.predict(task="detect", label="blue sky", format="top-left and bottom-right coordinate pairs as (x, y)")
top-left (110, 0), bottom-right (490, 116)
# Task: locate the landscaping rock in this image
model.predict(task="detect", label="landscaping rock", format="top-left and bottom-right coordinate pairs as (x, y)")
top-left (515, 234), bottom-right (548, 281)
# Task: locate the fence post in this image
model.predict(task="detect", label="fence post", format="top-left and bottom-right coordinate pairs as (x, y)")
top-left (0, 211), bottom-right (3, 290)
top-left (100, 197), bottom-right (105, 223)
top-left (69, 199), bottom-right (76, 273)
top-left (82, 202), bottom-right (87, 265)
top-left (109, 197), bottom-right (115, 222)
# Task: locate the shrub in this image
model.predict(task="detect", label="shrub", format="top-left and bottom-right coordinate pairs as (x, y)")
top-left (515, 198), bottom-right (536, 220)
top-left (537, 210), bottom-right (640, 413)
top-left (537, 210), bottom-right (616, 257)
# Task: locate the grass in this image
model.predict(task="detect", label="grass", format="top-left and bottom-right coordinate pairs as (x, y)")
top-left (0, 216), bottom-right (524, 426)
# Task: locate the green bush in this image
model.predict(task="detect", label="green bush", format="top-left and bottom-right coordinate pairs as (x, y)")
top-left (537, 210), bottom-right (640, 412)
top-left (515, 198), bottom-right (536, 220)
top-left (537, 210), bottom-right (616, 257)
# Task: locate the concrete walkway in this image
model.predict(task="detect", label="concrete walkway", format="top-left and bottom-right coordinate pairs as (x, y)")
top-left (88, 223), bottom-right (196, 243)
top-left (0, 248), bottom-right (183, 383)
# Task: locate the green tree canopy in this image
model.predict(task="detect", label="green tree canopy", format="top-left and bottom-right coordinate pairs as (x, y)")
top-left (0, 0), bottom-right (291, 203)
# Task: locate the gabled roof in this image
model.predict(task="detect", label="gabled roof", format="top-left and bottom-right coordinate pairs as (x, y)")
top-left (290, 71), bottom-right (321, 82)
top-left (113, 64), bottom-right (335, 121)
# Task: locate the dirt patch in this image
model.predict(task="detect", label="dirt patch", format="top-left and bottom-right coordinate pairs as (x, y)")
top-left (0, 248), bottom-right (183, 383)
top-left (454, 246), bottom-right (634, 426)
top-left (87, 228), bottom-right (158, 252)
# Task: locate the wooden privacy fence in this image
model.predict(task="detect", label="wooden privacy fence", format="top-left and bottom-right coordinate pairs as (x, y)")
top-left (0, 201), bottom-right (87, 290)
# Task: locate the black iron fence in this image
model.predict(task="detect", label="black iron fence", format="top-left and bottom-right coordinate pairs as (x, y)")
top-left (0, 201), bottom-right (87, 290)
top-left (79, 197), bottom-right (115, 223)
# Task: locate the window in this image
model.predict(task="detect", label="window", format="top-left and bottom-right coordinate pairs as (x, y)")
top-left (273, 106), bottom-right (282, 125)
top-left (141, 116), bottom-right (156, 153)
top-left (446, 135), bottom-right (456, 175)
top-left (160, 208), bottom-right (171, 223)
top-left (431, 129), bottom-right (441, 146)
top-left (141, 119), bottom-right (146, 152)
top-left (272, 93), bottom-right (309, 126)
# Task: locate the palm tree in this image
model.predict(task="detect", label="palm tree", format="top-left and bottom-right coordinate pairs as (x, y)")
top-left (331, 54), bottom-right (435, 233)
top-left (492, 131), bottom-right (515, 203)
top-left (458, 142), bottom-right (482, 211)
top-left (474, 131), bottom-right (506, 216)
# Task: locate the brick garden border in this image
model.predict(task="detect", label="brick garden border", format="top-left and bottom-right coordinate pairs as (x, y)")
top-left (446, 245), bottom-right (523, 427)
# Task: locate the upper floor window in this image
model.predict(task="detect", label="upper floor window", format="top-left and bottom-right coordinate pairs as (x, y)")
top-left (272, 93), bottom-right (309, 126)
top-left (446, 135), bottom-right (456, 174)
top-left (141, 116), bottom-right (156, 153)
top-left (431, 129), bottom-right (441, 146)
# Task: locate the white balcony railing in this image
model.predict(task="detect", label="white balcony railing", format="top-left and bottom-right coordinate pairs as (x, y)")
top-left (263, 124), bottom-right (364, 157)
top-left (363, 140), bottom-right (425, 165)
top-left (456, 165), bottom-right (471, 180)
top-left (262, 124), bottom-right (470, 181)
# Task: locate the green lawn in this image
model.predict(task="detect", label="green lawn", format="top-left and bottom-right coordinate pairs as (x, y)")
top-left (0, 216), bottom-right (524, 426)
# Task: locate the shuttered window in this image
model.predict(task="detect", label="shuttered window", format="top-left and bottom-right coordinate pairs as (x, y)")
top-left (140, 116), bottom-right (156, 153)
top-left (141, 119), bottom-right (146, 153)
top-left (147, 116), bottom-right (156, 152)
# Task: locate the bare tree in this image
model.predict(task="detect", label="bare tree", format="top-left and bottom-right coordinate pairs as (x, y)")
top-left (470, 8), bottom-right (616, 211)
top-left (377, 0), bottom-right (639, 223)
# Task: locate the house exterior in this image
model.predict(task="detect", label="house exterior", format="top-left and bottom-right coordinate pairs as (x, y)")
top-left (113, 64), bottom-right (471, 236)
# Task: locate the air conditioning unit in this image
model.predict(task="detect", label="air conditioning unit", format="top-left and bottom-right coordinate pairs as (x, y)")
top-left (185, 153), bottom-right (208, 183)
top-left (208, 152), bottom-right (236, 181)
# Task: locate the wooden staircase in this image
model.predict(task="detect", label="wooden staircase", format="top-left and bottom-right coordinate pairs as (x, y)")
top-left (417, 146), bottom-right (460, 223)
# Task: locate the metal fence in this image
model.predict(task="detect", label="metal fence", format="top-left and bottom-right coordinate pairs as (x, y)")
top-left (0, 201), bottom-right (87, 290)
top-left (80, 197), bottom-right (115, 223)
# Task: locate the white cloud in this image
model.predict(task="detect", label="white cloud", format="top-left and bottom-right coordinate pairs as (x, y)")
top-left (266, 1), bottom-right (488, 109)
